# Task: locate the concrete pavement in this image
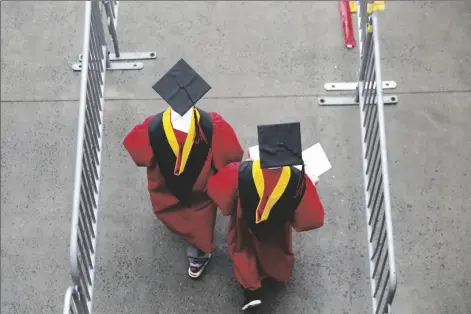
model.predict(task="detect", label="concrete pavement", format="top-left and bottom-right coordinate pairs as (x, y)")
top-left (1, 1), bottom-right (470, 313)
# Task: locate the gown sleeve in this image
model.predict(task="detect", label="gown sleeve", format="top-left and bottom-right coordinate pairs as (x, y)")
top-left (122, 115), bottom-right (155, 167)
top-left (207, 162), bottom-right (240, 216)
top-left (291, 174), bottom-right (325, 232)
top-left (209, 113), bottom-right (244, 171)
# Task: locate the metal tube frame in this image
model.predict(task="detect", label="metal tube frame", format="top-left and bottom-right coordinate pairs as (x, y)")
top-left (72, 1), bottom-right (156, 72)
top-left (350, 1), bottom-right (398, 313)
top-left (63, 1), bottom-right (107, 313)
top-left (320, 1), bottom-right (398, 313)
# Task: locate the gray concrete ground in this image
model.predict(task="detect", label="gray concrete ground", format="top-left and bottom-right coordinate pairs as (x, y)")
top-left (1, 1), bottom-right (470, 314)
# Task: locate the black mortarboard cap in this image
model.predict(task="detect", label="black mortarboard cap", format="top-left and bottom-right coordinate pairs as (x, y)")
top-left (257, 122), bottom-right (303, 169)
top-left (152, 59), bottom-right (211, 116)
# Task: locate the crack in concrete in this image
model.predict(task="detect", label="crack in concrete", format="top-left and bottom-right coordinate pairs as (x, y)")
top-left (1, 89), bottom-right (471, 103)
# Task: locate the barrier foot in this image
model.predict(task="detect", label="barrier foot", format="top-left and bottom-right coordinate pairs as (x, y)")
top-left (78, 51), bottom-right (157, 62)
top-left (317, 95), bottom-right (398, 106)
top-left (324, 81), bottom-right (396, 91)
top-left (72, 51), bottom-right (157, 72)
top-left (72, 62), bottom-right (143, 71)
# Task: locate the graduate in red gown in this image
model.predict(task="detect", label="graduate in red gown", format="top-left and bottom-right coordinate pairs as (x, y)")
top-left (123, 59), bottom-right (243, 279)
top-left (207, 122), bottom-right (325, 311)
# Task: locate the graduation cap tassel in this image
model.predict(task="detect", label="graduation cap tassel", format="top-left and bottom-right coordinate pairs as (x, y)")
top-left (174, 145), bottom-right (184, 175)
top-left (193, 108), bottom-right (208, 144)
top-left (197, 121), bottom-right (208, 144)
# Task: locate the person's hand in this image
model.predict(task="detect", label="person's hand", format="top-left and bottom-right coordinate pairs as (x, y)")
top-left (305, 165), bottom-right (320, 186)
top-left (310, 175), bottom-right (320, 186)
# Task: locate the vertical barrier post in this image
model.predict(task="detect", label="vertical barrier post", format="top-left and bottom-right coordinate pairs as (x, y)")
top-left (63, 1), bottom-right (108, 313)
top-left (72, 1), bottom-right (157, 72)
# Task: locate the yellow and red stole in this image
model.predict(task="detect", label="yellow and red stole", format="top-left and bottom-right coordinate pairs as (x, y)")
top-left (238, 160), bottom-right (305, 238)
top-left (238, 160), bottom-right (306, 238)
top-left (148, 107), bottom-right (213, 202)
top-left (251, 160), bottom-right (291, 223)
top-left (161, 107), bottom-right (203, 175)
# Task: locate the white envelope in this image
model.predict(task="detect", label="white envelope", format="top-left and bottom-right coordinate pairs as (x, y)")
top-left (248, 143), bottom-right (332, 177)
top-left (248, 145), bottom-right (261, 160)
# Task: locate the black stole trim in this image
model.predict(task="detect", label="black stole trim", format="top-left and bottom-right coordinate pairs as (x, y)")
top-left (148, 109), bottom-right (213, 202)
top-left (238, 161), bottom-right (306, 239)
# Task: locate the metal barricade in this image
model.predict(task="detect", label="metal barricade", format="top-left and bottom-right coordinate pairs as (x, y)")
top-left (65, 1), bottom-right (156, 312)
top-left (72, 1), bottom-right (156, 72)
top-left (63, 1), bottom-right (107, 313)
top-left (358, 8), bottom-right (397, 314)
top-left (319, 1), bottom-right (398, 313)
top-left (63, 286), bottom-right (85, 314)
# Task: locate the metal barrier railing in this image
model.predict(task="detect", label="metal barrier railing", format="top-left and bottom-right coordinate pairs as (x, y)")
top-left (63, 1), bottom-right (107, 313)
top-left (358, 9), bottom-right (397, 314)
top-left (65, 1), bottom-right (156, 312)
top-left (72, 1), bottom-right (156, 72)
top-left (318, 1), bottom-right (397, 313)
top-left (63, 286), bottom-right (84, 314)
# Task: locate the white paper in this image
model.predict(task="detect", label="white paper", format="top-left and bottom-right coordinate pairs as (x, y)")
top-left (247, 143), bottom-right (332, 177)
top-left (301, 143), bottom-right (332, 177)
top-left (248, 145), bottom-right (260, 160)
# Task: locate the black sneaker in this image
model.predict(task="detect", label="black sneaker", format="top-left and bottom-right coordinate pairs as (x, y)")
top-left (242, 288), bottom-right (262, 311)
top-left (188, 253), bottom-right (212, 279)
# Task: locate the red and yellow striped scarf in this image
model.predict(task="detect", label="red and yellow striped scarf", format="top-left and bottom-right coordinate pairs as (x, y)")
top-left (161, 107), bottom-right (206, 175)
top-left (251, 160), bottom-right (291, 224)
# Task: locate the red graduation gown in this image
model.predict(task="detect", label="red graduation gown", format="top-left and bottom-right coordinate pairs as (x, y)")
top-left (207, 162), bottom-right (325, 290)
top-left (123, 112), bottom-right (243, 253)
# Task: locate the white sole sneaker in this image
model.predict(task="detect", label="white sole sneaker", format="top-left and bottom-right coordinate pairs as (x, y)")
top-left (188, 254), bottom-right (212, 279)
top-left (242, 300), bottom-right (262, 311)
